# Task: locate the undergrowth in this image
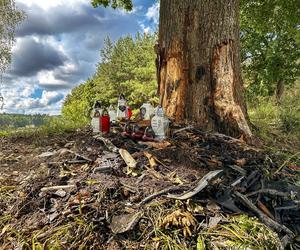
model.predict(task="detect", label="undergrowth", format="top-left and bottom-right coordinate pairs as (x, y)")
top-left (248, 82), bottom-right (300, 150)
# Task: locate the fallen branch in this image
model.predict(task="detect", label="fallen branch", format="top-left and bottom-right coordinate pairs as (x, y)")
top-left (234, 191), bottom-right (294, 241)
top-left (166, 170), bottom-right (223, 200)
top-left (49, 160), bottom-right (91, 165)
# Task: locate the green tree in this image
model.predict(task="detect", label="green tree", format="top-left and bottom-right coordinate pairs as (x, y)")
top-left (240, 0), bottom-right (300, 102)
top-left (0, 0), bottom-right (25, 73)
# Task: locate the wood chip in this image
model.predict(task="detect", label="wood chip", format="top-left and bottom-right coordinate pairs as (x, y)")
top-left (143, 151), bottom-right (158, 169)
top-left (119, 149), bottom-right (137, 169)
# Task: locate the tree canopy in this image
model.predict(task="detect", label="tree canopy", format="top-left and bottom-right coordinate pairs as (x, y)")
top-left (240, 0), bottom-right (300, 98)
top-left (91, 0), bottom-right (133, 11)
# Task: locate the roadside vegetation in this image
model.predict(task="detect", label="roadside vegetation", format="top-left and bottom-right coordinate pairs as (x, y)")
top-left (0, 115), bottom-right (85, 139)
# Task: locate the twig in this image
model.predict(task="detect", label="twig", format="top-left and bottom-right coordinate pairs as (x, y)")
top-left (173, 125), bottom-right (194, 135)
top-left (257, 200), bottom-right (275, 220)
top-left (274, 151), bottom-right (300, 175)
top-left (120, 182), bottom-right (139, 193)
top-left (138, 185), bottom-right (184, 206)
top-left (246, 189), bottom-right (291, 200)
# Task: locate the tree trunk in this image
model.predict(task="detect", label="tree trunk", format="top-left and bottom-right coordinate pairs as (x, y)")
top-left (275, 79), bottom-right (284, 104)
top-left (157, 0), bottom-right (252, 138)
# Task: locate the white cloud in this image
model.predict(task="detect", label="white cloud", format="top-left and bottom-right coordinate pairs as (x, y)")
top-left (40, 90), bottom-right (64, 106)
top-left (146, 2), bottom-right (159, 24)
top-left (139, 23), bottom-right (151, 34)
top-left (20, 84), bottom-right (35, 97)
top-left (16, 0), bottom-right (87, 10)
top-left (139, 2), bottom-right (159, 33)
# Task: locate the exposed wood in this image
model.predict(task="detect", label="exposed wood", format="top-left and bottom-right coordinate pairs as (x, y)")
top-left (119, 149), bottom-right (137, 169)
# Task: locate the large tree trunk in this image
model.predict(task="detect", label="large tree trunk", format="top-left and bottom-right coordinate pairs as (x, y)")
top-left (157, 0), bottom-right (252, 138)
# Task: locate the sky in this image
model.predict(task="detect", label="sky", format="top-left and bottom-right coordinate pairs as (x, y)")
top-left (1, 0), bottom-right (159, 115)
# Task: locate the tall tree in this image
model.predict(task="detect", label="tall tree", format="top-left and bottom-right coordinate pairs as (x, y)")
top-left (92, 0), bottom-right (252, 138)
top-left (240, 0), bottom-right (300, 103)
top-left (157, 1), bottom-right (251, 138)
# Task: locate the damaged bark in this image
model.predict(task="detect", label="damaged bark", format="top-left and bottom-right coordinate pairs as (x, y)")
top-left (158, 0), bottom-right (252, 139)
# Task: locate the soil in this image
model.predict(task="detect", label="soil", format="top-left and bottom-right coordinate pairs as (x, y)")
top-left (0, 126), bottom-right (299, 249)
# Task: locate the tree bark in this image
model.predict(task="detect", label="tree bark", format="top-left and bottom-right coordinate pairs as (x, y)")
top-left (157, 0), bottom-right (252, 138)
top-left (275, 79), bottom-right (284, 104)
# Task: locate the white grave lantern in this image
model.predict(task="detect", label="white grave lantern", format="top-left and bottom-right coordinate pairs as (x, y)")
top-left (91, 100), bottom-right (102, 133)
top-left (91, 110), bottom-right (101, 133)
top-left (108, 105), bottom-right (117, 124)
top-left (140, 103), bottom-right (155, 120)
top-left (91, 100), bottom-right (102, 117)
top-left (117, 94), bottom-right (127, 119)
top-left (151, 105), bottom-right (169, 140)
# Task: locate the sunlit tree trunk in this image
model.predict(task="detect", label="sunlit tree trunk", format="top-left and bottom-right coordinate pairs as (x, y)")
top-left (157, 0), bottom-right (252, 138)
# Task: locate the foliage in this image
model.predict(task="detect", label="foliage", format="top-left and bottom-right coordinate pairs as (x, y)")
top-left (278, 86), bottom-right (300, 132)
top-left (0, 113), bottom-right (52, 129)
top-left (0, 0), bottom-right (25, 73)
top-left (248, 81), bottom-right (300, 143)
top-left (62, 80), bottom-right (96, 125)
top-left (91, 0), bottom-right (300, 100)
top-left (240, 0), bottom-right (300, 98)
top-left (91, 0), bottom-right (133, 11)
top-left (62, 33), bottom-right (158, 123)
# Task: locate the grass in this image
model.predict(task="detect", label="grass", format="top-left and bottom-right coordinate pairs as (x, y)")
top-left (248, 82), bottom-right (300, 152)
top-left (138, 201), bottom-right (281, 250)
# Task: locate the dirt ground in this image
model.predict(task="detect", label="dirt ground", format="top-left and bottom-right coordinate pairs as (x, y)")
top-left (0, 127), bottom-right (299, 249)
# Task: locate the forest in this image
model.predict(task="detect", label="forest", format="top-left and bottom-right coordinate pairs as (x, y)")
top-left (0, 113), bottom-right (54, 129)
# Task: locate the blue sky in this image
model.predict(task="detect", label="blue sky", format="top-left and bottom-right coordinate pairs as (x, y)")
top-left (1, 0), bottom-right (158, 115)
